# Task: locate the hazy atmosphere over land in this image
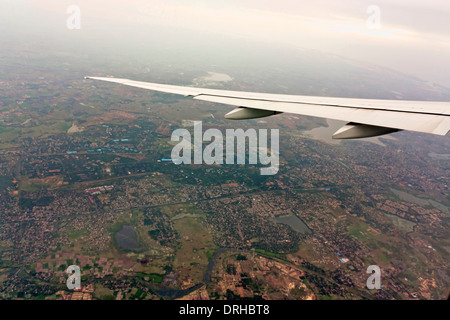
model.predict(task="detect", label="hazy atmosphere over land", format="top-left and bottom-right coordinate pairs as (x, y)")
top-left (1, 0), bottom-right (450, 87)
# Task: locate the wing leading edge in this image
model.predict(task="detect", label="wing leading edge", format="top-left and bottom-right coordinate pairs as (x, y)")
top-left (84, 76), bottom-right (450, 139)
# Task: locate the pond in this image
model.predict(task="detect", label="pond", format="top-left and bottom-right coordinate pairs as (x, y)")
top-left (273, 214), bottom-right (312, 234)
top-left (114, 225), bottom-right (144, 252)
top-left (390, 187), bottom-right (449, 215)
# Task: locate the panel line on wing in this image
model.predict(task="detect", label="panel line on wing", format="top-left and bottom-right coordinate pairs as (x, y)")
top-left (194, 94), bottom-right (449, 116)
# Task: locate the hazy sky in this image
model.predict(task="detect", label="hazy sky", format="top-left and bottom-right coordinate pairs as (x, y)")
top-left (2, 0), bottom-right (450, 86)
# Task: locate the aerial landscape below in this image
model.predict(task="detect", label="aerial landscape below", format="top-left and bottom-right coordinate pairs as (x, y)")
top-left (0, 0), bottom-right (449, 301)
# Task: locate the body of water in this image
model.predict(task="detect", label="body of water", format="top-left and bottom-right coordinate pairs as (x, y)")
top-left (114, 225), bottom-right (144, 251)
top-left (390, 187), bottom-right (449, 215)
top-left (273, 214), bottom-right (311, 234)
top-left (428, 152), bottom-right (450, 160)
top-left (202, 72), bottom-right (232, 82)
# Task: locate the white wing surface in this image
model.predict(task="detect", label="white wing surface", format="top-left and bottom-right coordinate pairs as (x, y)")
top-left (85, 76), bottom-right (450, 139)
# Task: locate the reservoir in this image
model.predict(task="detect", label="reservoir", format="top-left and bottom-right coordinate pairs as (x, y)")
top-left (389, 187), bottom-right (449, 215)
top-left (428, 152), bottom-right (450, 160)
top-left (114, 225), bottom-right (144, 251)
top-left (273, 214), bottom-right (311, 234)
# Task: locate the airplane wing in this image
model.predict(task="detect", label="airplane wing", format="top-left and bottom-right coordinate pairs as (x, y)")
top-left (84, 76), bottom-right (450, 139)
